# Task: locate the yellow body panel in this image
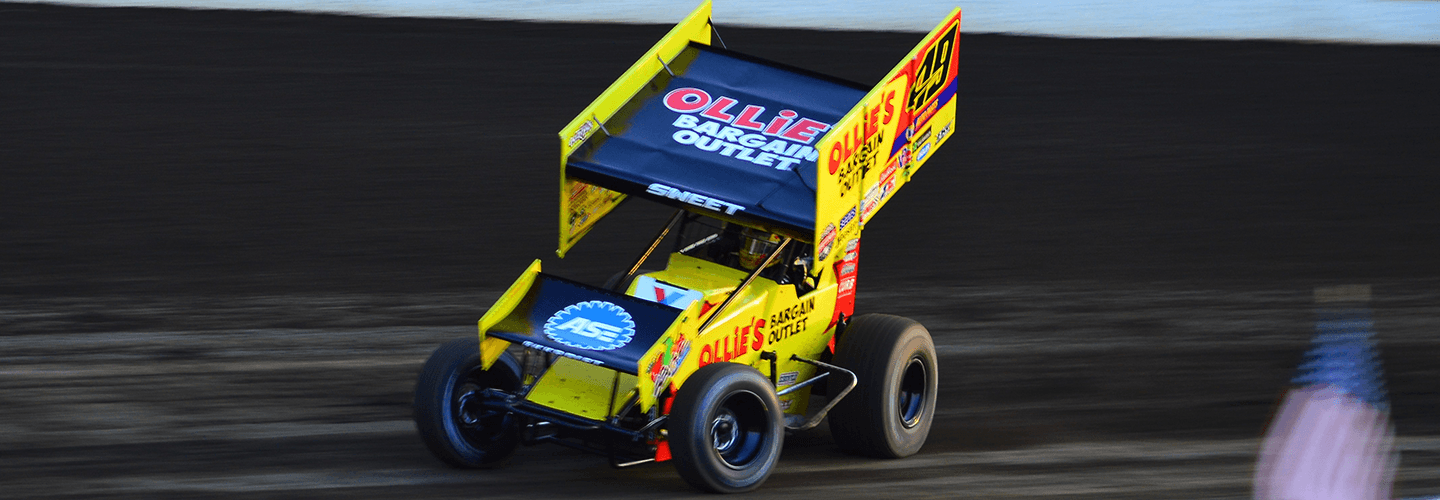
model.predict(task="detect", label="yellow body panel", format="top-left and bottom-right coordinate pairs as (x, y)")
top-left (557, 1), bottom-right (714, 257)
top-left (526, 357), bottom-right (639, 420)
top-left (634, 300), bottom-right (699, 413)
top-left (631, 253), bottom-right (837, 414)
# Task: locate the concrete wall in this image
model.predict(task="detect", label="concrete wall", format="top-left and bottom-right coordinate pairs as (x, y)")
top-left (15, 0), bottom-right (1440, 43)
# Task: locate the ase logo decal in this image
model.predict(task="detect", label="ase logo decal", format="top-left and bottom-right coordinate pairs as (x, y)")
top-left (544, 301), bottom-right (637, 351)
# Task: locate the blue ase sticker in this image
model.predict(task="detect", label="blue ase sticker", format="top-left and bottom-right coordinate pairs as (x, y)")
top-left (543, 300), bottom-right (637, 351)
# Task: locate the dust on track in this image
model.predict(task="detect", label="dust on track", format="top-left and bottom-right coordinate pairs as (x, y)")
top-left (4, 284), bottom-right (1440, 498)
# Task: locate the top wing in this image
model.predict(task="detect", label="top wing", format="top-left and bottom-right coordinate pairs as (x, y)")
top-left (565, 44), bottom-right (867, 241)
top-left (556, 1), bottom-right (961, 258)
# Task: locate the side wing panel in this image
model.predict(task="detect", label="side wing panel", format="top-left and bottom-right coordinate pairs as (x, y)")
top-left (814, 9), bottom-right (961, 271)
top-left (477, 259), bottom-right (542, 371)
top-left (557, 1), bottom-right (713, 257)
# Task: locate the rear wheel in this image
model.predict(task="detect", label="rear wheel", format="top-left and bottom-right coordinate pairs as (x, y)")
top-left (413, 337), bottom-right (523, 468)
top-left (669, 363), bottom-right (784, 493)
top-left (828, 314), bottom-right (938, 458)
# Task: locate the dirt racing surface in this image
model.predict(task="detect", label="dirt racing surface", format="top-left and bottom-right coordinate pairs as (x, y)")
top-left (2, 3), bottom-right (1438, 498)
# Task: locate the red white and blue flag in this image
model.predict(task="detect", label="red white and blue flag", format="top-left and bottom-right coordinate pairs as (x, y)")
top-left (1254, 286), bottom-right (1397, 500)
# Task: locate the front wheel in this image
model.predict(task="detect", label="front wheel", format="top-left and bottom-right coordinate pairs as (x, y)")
top-left (827, 314), bottom-right (938, 458)
top-left (668, 363), bottom-right (785, 493)
top-left (413, 337), bottom-right (523, 468)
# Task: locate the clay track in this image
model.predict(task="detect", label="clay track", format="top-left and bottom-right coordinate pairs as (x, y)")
top-left (2, 3), bottom-right (1439, 498)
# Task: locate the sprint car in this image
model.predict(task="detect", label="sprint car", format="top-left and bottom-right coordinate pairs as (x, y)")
top-left (413, 2), bottom-right (961, 493)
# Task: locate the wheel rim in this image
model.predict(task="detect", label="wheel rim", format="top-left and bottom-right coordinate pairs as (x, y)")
top-left (710, 390), bottom-right (769, 469)
top-left (711, 409), bottom-right (740, 452)
top-left (897, 356), bottom-right (929, 429)
top-left (450, 367), bottom-right (511, 447)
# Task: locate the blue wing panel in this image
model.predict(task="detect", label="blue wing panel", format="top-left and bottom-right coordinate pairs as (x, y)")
top-left (485, 274), bottom-right (682, 374)
top-left (566, 44), bottom-right (866, 237)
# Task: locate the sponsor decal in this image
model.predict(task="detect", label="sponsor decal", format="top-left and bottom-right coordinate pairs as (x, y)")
top-left (827, 89), bottom-right (902, 171)
top-left (913, 100), bottom-right (939, 131)
top-left (767, 297), bottom-right (816, 344)
top-left (780, 399), bottom-right (793, 411)
top-left (647, 332), bottom-right (691, 399)
top-left (913, 127), bottom-right (932, 149)
top-left (567, 183), bottom-right (624, 233)
top-left (916, 141), bottom-right (933, 163)
top-left (777, 371), bottom-right (799, 386)
top-left (861, 184), bottom-right (881, 221)
top-left (862, 161), bottom-right (899, 222)
top-left (833, 134), bottom-right (882, 197)
top-left (826, 87), bottom-right (905, 199)
top-left (839, 207), bottom-right (856, 232)
top-left (568, 120), bottom-right (596, 147)
top-left (817, 223), bottom-right (837, 261)
top-left (832, 239), bottom-right (860, 326)
top-left (635, 276), bottom-right (703, 310)
top-left (836, 241), bottom-right (859, 296)
top-left (543, 301), bottom-right (637, 351)
top-left (698, 317), bottom-right (765, 367)
top-left (645, 183), bottom-right (745, 215)
top-left (523, 340), bottom-right (604, 366)
top-left (881, 160), bottom-right (899, 184)
top-left (664, 87), bottom-right (830, 171)
top-left (568, 181), bottom-right (589, 202)
top-left (569, 211), bottom-right (590, 231)
top-left (937, 120), bottom-right (953, 142)
top-left (907, 23), bottom-right (958, 115)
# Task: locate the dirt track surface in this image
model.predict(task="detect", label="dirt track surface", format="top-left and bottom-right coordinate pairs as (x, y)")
top-left (2, 3), bottom-right (1439, 498)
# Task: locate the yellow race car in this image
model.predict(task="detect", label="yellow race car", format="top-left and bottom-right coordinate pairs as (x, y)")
top-left (413, 2), bottom-right (961, 493)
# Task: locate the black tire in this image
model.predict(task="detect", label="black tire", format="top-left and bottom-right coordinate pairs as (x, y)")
top-left (413, 337), bottom-right (523, 468)
top-left (827, 314), bottom-right (938, 458)
top-left (668, 363), bottom-right (785, 493)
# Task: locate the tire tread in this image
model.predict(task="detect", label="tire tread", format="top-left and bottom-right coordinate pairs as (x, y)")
top-left (413, 337), bottom-right (522, 468)
top-left (827, 314), bottom-right (937, 458)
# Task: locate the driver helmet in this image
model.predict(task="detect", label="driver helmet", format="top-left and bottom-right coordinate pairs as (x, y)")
top-left (738, 228), bottom-right (781, 270)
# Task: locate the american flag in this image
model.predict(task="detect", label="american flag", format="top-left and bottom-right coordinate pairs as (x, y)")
top-left (1254, 285), bottom-right (1397, 500)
